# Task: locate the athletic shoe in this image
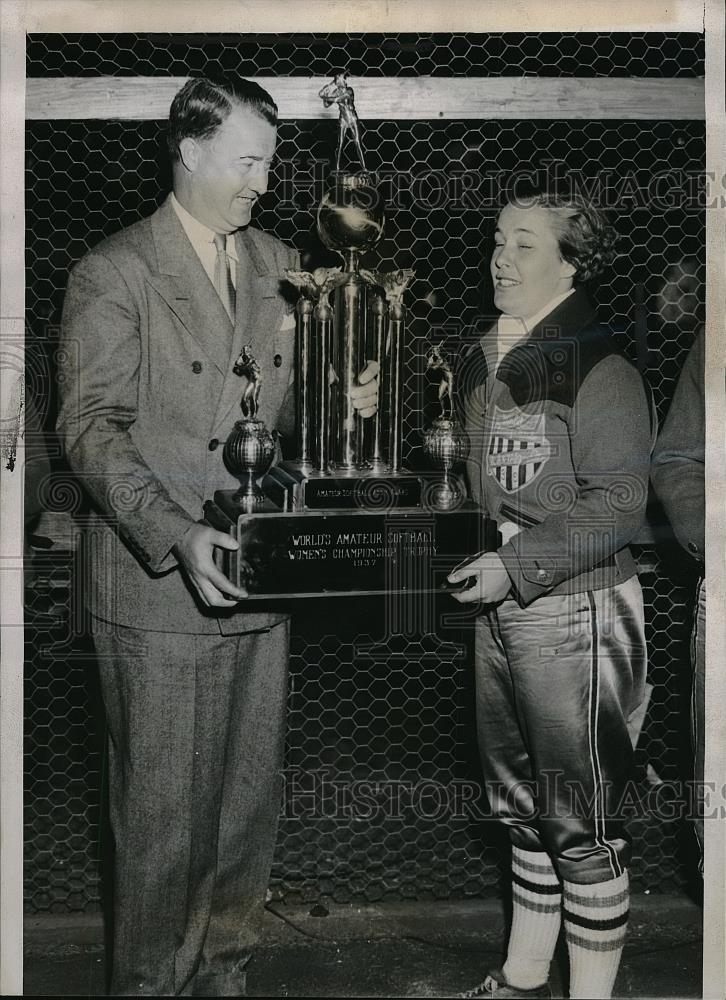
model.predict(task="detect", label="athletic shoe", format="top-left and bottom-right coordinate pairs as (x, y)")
top-left (457, 966), bottom-right (552, 998)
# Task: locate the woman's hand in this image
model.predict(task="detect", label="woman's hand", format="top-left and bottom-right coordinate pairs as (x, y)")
top-left (447, 551), bottom-right (512, 605)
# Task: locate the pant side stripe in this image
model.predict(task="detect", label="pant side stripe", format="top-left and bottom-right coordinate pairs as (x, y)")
top-left (587, 591), bottom-right (622, 881)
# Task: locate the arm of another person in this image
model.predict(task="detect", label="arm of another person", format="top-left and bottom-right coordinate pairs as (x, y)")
top-left (57, 249), bottom-right (245, 606)
top-left (450, 353), bottom-right (652, 606)
top-left (650, 333), bottom-right (705, 562)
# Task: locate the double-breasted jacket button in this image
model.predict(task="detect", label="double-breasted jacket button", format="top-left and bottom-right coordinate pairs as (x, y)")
top-left (191, 361), bottom-right (203, 373)
top-left (688, 541), bottom-right (699, 555)
top-left (273, 354), bottom-right (283, 368)
top-left (208, 438), bottom-right (220, 451)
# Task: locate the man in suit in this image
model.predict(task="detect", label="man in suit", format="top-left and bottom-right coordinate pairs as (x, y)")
top-left (57, 76), bottom-right (377, 997)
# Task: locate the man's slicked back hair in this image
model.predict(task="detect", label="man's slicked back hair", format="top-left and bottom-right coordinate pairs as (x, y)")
top-left (168, 76), bottom-right (278, 162)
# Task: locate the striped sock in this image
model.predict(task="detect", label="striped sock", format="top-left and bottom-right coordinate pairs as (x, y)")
top-left (502, 846), bottom-right (561, 990)
top-left (563, 871), bottom-right (629, 999)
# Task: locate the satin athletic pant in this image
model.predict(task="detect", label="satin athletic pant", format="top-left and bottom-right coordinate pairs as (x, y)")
top-left (475, 577), bottom-right (647, 885)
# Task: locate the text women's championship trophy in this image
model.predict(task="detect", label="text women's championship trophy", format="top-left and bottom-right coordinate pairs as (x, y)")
top-left (203, 74), bottom-right (498, 598)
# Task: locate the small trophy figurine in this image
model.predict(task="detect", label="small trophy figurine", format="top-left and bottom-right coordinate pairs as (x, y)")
top-left (422, 344), bottom-right (469, 510)
top-left (318, 71), bottom-right (366, 173)
top-left (316, 73), bottom-right (384, 259)
top-left (224, 345), bottom-right (277, 511)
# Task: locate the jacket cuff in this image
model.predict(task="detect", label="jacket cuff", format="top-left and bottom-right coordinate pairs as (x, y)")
top-left (681, 535), bottom-right (705, 565)
top-left (497, 540), bottom-right (558, 608)
top-left (119, 507), bottom-right (197, 575)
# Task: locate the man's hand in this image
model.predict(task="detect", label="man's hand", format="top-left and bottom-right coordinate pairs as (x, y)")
top-left (174, 523), bottom-right (247, 607)
top-left (447, 551), bottom-right (512, 605)
top-left (350, 360), bottom-right (380, 418)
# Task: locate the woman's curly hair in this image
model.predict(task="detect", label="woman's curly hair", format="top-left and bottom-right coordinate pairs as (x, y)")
top-left (510, 190), bottom-right (619, 284)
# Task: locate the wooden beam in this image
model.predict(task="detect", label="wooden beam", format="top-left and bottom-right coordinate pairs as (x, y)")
top-left (25, 75), bottom-right (705, 122)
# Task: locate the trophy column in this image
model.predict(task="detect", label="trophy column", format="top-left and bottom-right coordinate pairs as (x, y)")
top-left (333, 250), bottom-right (367, 471)
top-left (316, 170), bottom-right (384, 475)
top-left (367, 292), bottom-right (387, 473)
top-left (313, 291), bottom-right (334, 472)
top-left (295, 296), bottom-right (315, 471)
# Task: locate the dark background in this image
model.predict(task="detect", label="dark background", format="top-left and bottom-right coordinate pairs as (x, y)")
top-left (24, 33), bottom-right (705, 913)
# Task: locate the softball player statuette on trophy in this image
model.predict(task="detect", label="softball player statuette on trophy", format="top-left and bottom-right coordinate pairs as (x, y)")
top-left (422, 344), bottom-right (470, 511)
top-left (203, 72), bottom-right (497, 598)
top-left (221, 345), bottom-right (277, 511)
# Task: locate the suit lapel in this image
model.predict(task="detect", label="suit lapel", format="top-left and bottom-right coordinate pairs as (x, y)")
top-left (230, 226), bottom-right (267, 364)
top-left (149, 195), bottom-right (232, 375)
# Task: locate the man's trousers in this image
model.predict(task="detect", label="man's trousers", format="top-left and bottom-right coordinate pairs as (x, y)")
top-left (474, 577), bottom-right (647, 885)
top-left (91, 617), bottom-right (290, 996)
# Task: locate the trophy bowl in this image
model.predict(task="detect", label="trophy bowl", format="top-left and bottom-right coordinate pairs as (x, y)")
top-left (422, 416), bottom-right (470, 511)
top-left (317, 171), bottom-right (385, 253)
top-left (223, 417), bottom-right (277, 511)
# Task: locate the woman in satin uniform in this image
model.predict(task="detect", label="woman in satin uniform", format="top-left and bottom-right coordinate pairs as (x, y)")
top-left (450, 191), bottom-right (652, 1000)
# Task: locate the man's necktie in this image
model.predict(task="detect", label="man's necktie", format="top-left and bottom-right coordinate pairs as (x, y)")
top-left (213, 233), bottom-right (236, 322)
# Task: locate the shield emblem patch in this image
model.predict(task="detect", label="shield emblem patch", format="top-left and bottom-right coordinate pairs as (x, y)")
top-left (486, 409), bottom-right (552, 494)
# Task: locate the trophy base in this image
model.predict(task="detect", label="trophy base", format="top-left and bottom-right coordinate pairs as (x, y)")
top-left (203, 493), bottom-right (500, 600)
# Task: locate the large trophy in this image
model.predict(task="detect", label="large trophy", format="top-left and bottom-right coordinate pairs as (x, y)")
top-left (203, 74), bottom-right (498, 598)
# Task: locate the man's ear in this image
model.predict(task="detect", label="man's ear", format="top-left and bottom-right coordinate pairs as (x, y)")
top-left (178, 137), bottom-right (199, 173)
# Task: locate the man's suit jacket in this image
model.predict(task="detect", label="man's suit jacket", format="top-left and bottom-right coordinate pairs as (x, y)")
top-left (58, 194), bottom-right (298, 634)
